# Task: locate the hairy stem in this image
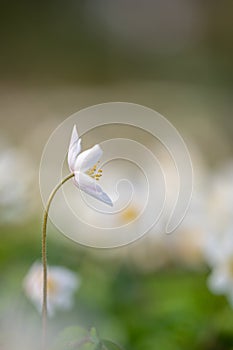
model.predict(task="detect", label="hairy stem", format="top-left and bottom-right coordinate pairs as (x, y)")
top-left (42, 173), bottom-right (74, 348)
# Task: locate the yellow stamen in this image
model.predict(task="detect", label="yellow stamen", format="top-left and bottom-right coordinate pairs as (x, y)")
top-left (86, 163), bottom-right (103, 180)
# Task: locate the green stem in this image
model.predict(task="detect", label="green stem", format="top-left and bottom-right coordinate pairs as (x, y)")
top-left (42, 172), bottom-right (74, 349)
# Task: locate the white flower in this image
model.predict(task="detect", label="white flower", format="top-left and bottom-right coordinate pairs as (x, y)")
top-left (68, 125), bottom-right (113, 206)
top-left (202, 161), bottom-right (233, 306)
top-left (205, 228), bottom-right (233, 307)
top-left (23, 262), bottom-right (80, 316)
top-left (207, 161), bottom-right (233, 234)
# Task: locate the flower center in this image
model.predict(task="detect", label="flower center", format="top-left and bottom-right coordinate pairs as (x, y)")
top-left (121, 206), bottom-right (139, 223)
top-left (47, 277), bottom-right (58, 295)
top-left (86, 162), bottom-right (103, 181)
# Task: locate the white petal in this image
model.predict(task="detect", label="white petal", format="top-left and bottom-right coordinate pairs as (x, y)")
top-left (23, 261), bottom-right (80, 317)
top-left (74, 144), bottom-right (103, 172)
top-left (49, 266), bottom-right (80, 291)
top-left (207, 267), bottom-right (229, 295)
top-left (203, 234), bottom-right (223, 266)
top-left (74, 172), bottom-right (113, 206)
top-left (68, 125), bottom-right (82, 172)
top-left (49, 293), bottom-right (74, 311)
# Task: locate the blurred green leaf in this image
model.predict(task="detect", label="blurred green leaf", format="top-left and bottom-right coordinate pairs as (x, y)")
top-left (50, 326), bottom-right (123, 350)
top-left (51, 326), bottom-right (91, 350)
top-left (101, 340), bottom-right (123, 350)
top-left (89, 328), bottom-right (100, 345)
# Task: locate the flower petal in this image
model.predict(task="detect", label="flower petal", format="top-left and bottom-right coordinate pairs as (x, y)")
top-left (207, 267), bottom-right (229, 295)
top-left (74, 144), bottom-right (103, 172)
top-left (50, 266), bottom-right (80, 291)
top-left (23, 261), bottom-right (80, 317)
top-left (68, 125), bottom-right (82, 172)
top-left (74, 172), bottom-right (113, 206)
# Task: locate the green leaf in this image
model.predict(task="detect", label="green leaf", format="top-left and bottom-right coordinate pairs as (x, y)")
top-left (50, 326), bottom-right (118, 350)
top-left (101, 340), bottom-right (124, 350)
top-left (51, 326), bottom-right (91, 350)
top-left (94, 342), bottom-right (105, 350)
top-left (89, 328), bottom-right (100, 345)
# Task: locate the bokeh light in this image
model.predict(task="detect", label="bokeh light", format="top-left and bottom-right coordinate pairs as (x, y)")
top-left (1, 1), bottom-right (233, 349)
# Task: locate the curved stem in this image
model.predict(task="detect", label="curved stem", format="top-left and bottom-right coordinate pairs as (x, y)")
top-left (42, 173), bottom-right (74, 348)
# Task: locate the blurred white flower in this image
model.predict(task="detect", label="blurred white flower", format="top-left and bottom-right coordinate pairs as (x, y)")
top-left (205, 228), bottom-right (233, 306)
top-left (0, 142), bottom-right (34, 223)
top-left (167, 189), bottom-right (209, 268)
top-left (203, 161), bottom-right (233, 260)
top-left (202, 160), bottom-right (233, 306)
top-left (23, 262), bottom-right (80, 316)
top-left (68, 125), bottom-right (113, 206)
top-left (144, 141), bottom-right (209, 269)
top-left (207, 161), bottom-right (233, 235)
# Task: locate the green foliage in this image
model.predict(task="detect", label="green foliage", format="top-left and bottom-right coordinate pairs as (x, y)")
top-left (51, 326), bottom-right (90, 350)
top-left (2, 222), bottom-right (233, 349)
top-left (101, 340), bottom-right (123, 350)
top-left (51, 326), bottom-right (123, 350)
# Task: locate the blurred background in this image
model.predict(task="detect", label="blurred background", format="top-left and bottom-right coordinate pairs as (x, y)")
top-left (1, 1), bottom-right (233, 349)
